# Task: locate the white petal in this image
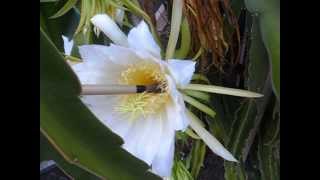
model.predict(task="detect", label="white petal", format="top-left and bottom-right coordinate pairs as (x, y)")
top-left (122, 114), bottom-right (163, 165)
top-left (167, 59), bottom-right (196, 88)
top-left (128, 21), bottom-right (161, 59)
top-left (81, 95), bottom-right (134, 139)
top-left (104, 44), bottom-right (164, 70)
top-left (166, 75), bottom-right (189, 130)
top-left (62, 35), bottom-right (73, 55)
top-left (151, 117), bottom-right (175, 177)
top-left (187, 111), bottom-right (238, 162)
top-left (91, 14), bottom-right (128, 46)
top-left (72, 45), bottom-right (125, 84)
top-left (81, 44), bottom-right (158, 66)
top-left (78, 45), bottom-right (110, 63)
top-left (103, 44), bottom-right (148, 66)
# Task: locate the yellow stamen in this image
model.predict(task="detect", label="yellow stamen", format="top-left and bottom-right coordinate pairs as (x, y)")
top-left (115, 61), bottom-right (169, 119)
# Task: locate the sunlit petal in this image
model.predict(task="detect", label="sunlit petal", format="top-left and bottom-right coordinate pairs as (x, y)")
top-left (81, 95), bottom-right (134, 139)
top-left (73, 45), bottom-right (125, 84)
top-left (122, 114), bottom-right (163, 165)
top-left (151, 117), bottom-right (175, 177)
top-left (166, 75), bottom-right (189, 130)
top-left (128, 21), bottom-right (161, 59)
top-left (91, 14), bottom-right (128, 46)
top-left (167, 59), bottom-right (196, 88)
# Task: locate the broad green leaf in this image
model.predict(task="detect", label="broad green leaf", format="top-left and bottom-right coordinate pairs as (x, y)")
top-left (224, 13), bottom-right (274, 180)
top-left (225, 13), bottom-right (271, 160)
top-left (260, 11), bottom-right (280, 100)
top-left (40, 133), bottom-right (100, 180)
top-left (244, 0), bottom-right (280, 99)
top-left (244, 0), bottom-right (278, 13)
top-left (230, 0), bottom-right (245, 16)
top-left (257, 99), bottom-right (280, 180)
top-left (40, 27), bottom-right (160, 180)
top-left (224, 162), bottom-right (247, 180)
top-left (258, 137), bottom-right (280, 180)
top-left (50, 0), bottom-right (78, 19)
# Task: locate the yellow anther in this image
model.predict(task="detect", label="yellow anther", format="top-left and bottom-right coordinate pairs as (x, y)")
top-left (115, 61), bottom-right (169, 119)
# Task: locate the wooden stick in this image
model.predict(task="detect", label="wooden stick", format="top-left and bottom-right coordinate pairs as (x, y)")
top-left (81, 84), bottom-right (162, 95)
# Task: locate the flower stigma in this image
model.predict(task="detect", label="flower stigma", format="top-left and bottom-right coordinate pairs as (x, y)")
top-left (115, 61), bottom-right (169, 119)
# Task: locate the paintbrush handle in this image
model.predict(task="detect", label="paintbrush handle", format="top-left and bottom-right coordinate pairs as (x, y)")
top-left (81, 85), bottom-right (141, 95)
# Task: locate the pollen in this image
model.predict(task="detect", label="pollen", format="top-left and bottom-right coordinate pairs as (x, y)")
top-left (115, 61), bottom-right (169, 119)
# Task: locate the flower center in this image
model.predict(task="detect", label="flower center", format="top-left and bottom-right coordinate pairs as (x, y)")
top-left (115, 62), bottom-right (169, 119)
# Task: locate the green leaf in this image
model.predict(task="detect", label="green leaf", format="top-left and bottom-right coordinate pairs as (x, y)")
top-left (224, 13), bottom-right (274, 180)
top-left (230, 0), bottom-right (245, 17)
top-left (257, 99), bottom-right (280, 180)
top-left (258, 138), bottom-right (280, 180)
top-left (225, 14), bottom-right (272, 161)
top-left (181, 90), bottom-right (210, 104)
top-left (50, 0), bottom-right (78, 19)
top-left (244, 0), bottom-right (280, 99)
top-left (189, 140), bottom-right (206, 179)
top-left (183, 94), bottom-right (216, 119)
top-left (192, 74), bottom-right (210, 84)
top-left (40, 27), bottom-right (160, 180)
top-left (224, 162), bottom-right (247, 180)
top-left (171, 160), bottom-right (194, 180)
top-left (260, 11), bottom-right (280, 100)
top-left (185, 128), bottom-right (201, 139)
top-left (40, 133), bottom-right (100, 179)
top-left (174, 17), bottom-right (191, 59)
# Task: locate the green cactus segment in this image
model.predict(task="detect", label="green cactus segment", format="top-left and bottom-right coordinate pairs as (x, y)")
top-left (40, 28), bottom-right (161, 180)
top-left (224, 162), bottom-right (247, 180)
top-left (40, 133), bottom-right (100, 180)
top-left (258, 100), bottom-right (280, 180)
top-left (260, 12), bottom-right (280, 99)
top-left (245, 0), bottom-right (280, 99)
top-left (224, 12), bottom-right (274, 180)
